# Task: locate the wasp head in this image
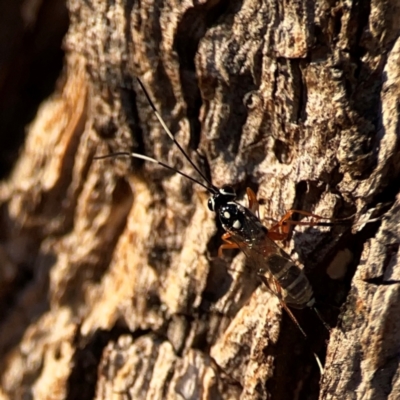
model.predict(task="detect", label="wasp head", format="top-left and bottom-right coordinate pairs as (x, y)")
top-left (207, 186), bottom-right (236, 212)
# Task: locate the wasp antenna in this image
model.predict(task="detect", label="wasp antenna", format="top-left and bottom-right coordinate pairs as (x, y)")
top-left (312, 306), bottom-right (331, 332)
top-left (136, 77), bottom-right (215, 190)
top-left (313, 352), bottom-right (324, 375)
top-left (94, 151), bottom-right (214, 193)
top-left (94, 152), bottom-right (132, 160)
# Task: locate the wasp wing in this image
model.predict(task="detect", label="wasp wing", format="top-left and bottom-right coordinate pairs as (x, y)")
top-left (228, 229), bottom-right (313, 309)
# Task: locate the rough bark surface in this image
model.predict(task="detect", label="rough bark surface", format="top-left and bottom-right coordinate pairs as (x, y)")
top-left (1, 1), bottom-right (400, 399)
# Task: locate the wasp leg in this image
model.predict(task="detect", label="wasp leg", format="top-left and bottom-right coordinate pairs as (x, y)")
top-left (258, 274), bottom-right (308, 338)
top-left (258, 274), bottom-right (324, 374)
top-left (268, 210), bottom-right (328, 241)
top-left (218, 233), bottom-right (240, 258)
top-left (246, 187), bottom-right (260, 218)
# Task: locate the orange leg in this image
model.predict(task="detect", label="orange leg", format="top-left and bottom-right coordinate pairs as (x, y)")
top-left (258, 274), bottom-right (308, 338)
top-left (218, 232), bottom-right (240, 257)
top-left (268, 210), bottom-right (328, 241)
top-left (246, 187), bottom-right (259, 217)
top-left (267, 230), bottom-right (290, 241)
top-left (245, 190), bottom-right (332, 241)
top-left (221, 232), bottom-right (231, 240)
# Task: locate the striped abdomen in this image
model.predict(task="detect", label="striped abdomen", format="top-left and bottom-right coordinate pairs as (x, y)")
top-left (263, 251), bottom-right (314, 308)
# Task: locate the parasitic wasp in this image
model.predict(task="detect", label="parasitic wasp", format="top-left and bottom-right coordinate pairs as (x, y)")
top-left (95, 77), bottom-right (342, 373)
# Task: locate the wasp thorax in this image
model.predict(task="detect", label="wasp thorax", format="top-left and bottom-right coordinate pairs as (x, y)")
top-left (219, 203), bottom-right (244, 231)
top-left (207, 186), bottom-right (236, 212)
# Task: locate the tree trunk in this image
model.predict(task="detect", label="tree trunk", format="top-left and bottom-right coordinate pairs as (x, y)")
top-left (1, 1), bottom-right (400, 399)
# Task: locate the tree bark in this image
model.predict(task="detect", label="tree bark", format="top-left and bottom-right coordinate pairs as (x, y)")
top-left (1, 1), bottom-right (400, 399)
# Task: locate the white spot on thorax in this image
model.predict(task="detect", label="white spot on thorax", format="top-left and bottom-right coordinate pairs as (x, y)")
top-left (233, 220), bottom-right (241, 229)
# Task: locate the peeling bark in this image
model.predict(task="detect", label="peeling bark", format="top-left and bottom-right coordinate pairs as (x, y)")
top-left (1, 1), bottom-right (400, 399)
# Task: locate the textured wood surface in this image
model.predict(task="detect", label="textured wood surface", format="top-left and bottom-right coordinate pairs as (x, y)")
top-left (1, 1), bottom-right (400, 399)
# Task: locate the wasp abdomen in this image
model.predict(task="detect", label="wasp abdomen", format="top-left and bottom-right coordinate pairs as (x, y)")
top-left (266, 253), bottom-right (314, 309)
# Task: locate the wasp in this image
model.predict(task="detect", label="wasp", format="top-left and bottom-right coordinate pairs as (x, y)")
top-left (96, 78), bottom-right (334, 371)
top-left (208, 183), bottom-right (333, 341)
